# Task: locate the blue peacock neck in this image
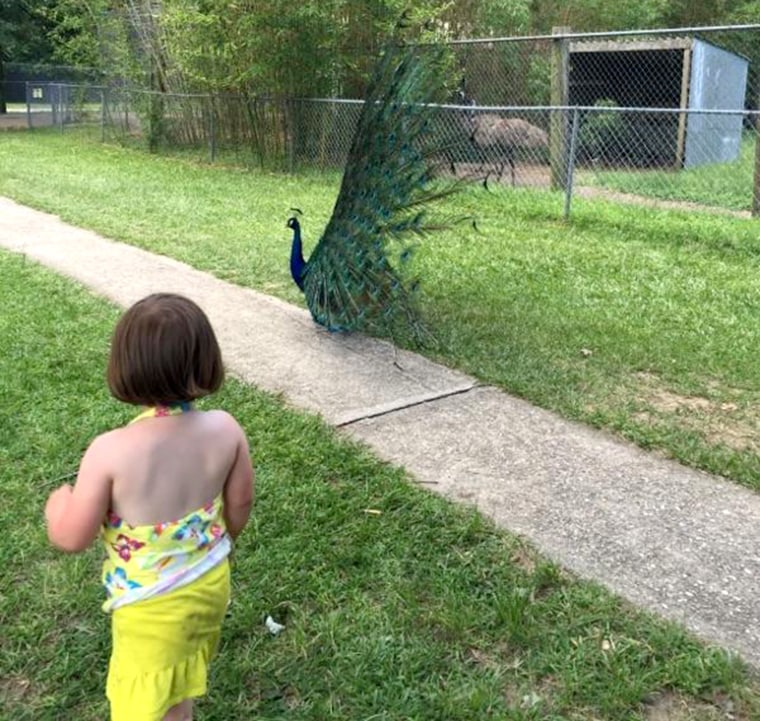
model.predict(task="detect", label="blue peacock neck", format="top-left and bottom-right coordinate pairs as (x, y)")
top-left (289, 218), bottom-right (306, 291)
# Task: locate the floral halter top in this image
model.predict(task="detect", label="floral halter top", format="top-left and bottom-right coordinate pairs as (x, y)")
top-left (100, 403), bottom-right (231, 612)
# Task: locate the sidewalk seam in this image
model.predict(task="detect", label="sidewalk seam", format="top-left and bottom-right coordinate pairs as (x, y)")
top-left (335, 383), bottom-right (484, 427)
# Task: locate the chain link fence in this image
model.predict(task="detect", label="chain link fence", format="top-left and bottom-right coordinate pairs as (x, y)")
top-left (3, 24), bottom-right (758, 217)
top-left (447, 23), bottom-right (760, 216)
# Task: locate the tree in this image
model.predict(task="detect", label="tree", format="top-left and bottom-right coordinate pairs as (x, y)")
top-left (660, 0), bottom-right (748, 28)
top-left (38, 0), bottom-right (109, 70)
top-left (150, 0), bottom-right (452, 98)
top-left (442, 0), bottom-right (531, 37)
top-left (0, 0), bottom-right (56, 112)
top-left (528, 0), bottom-right (669, 34)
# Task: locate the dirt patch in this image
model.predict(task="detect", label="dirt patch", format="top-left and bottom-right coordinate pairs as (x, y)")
top-left (644, 690), bottom-right (745, 721)
top-left (451, 161), bottom-right (750, 218)
top-left (0, 675), bottom-right (34, 704)
top-left (576, 186), bottom-right (751, 219)
top-left (633, 372), bottom-right (758, 453)
top-left (451, 161), bottom-right (551, 188)
top-left (502, 674), bottom-right (562, 714)
top-left (510, 542), bottom-right (539, 574)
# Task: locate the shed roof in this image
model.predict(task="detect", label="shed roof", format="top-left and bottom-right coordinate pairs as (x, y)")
top-left (569, 37), bottom-right (693, 53)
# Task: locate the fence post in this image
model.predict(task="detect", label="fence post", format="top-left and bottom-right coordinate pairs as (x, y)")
top-left (550, 26), bottom-right (571, 191)
top-left (58, 84), bottom-right (65, 132)
top-left (0, 60), bottom-right (6, 114)
top-left (50, 83), bottom-right (57, 127)
top-left (564, 108), bottom-right (580, 220)
top-left (208, 96), bottom-right (216, 163)
top-left (674, 45), bottom-right (692, 169)
top-left (25, 81), bottom-right (32, 129)
top-left (101, 88), bottom-right (107, 142)
top-left (753, 112), bottom-right (760, 218)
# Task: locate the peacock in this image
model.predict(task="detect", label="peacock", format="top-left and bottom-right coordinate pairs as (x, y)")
top-left (286, 23), bottom-right (470, 342)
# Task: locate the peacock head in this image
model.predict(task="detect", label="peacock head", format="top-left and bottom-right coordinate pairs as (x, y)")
top-left (286, 208), bottom-right (303, 234)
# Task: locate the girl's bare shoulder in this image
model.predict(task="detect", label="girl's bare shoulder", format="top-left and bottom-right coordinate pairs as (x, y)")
top-left (88, 424), bottom-right (129, 451)
top-left (78, 424), bottom-right (131, 473)
top-left (198, 408), bottom-right (245, 435)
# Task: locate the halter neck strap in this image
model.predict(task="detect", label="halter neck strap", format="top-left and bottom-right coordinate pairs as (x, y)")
top-left (130, 402), bottom-right (194, 425)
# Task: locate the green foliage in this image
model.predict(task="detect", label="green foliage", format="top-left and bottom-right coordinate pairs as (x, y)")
top-left (36, 0), bottom-right (102, 68)
top-left (441, 0), bottom-right (532, 37)
top-left (0, 0), bottom-right (55, 63)
top-left (660, 0), bottom-right (747, 27)
top-left (529, 0), bottom-right (669, 33)
top-left (99, 0), bottom-right (453, 97)
top-left (525, 54), bottom-right (551, 105)
top-left (34, 0), bottom-right (140, 85)
top-left (729, 0), bottom-right (760, 24)
top-left (32, 0), bottom-right (760, 122)
top-left (0, 0), bottom-right (55, 111)
top-left (578, 98), bottom-right (626, 163)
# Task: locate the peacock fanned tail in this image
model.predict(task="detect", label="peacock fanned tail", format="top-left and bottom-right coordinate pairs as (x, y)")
top-left (297, 26), bottom-right (469, 343)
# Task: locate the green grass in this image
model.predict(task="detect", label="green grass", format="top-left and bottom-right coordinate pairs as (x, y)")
top-left (0, 129), bottom-right (758, 492)
top-left (2, 250), bottom-right (760, 719)
top-left (580, 132), bottom-right (758, 212)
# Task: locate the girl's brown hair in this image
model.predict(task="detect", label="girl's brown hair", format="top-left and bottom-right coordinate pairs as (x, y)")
top-left (107, 293), bottom-right (224, 406)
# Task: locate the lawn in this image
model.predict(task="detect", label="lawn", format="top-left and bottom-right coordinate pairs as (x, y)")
top-left (0, 129), bottom-right (757, 491)
top-left (1, 249), bottom-right (759, 719)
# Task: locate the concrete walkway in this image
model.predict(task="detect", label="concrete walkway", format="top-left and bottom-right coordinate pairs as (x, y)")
top-left (1, 195), bottom-right (758, 668)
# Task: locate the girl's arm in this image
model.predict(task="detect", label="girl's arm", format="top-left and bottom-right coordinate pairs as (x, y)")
top-left (223, 423), bottom-right (255, 540)
top-left (45, 435), bottom-right (112, 552)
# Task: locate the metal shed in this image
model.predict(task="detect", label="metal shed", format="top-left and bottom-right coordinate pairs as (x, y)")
top-left (568, 36), bottom-right (749, 168)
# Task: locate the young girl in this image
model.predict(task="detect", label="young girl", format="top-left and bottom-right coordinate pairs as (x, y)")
top-left (44, 292), bottom-right (255, 721)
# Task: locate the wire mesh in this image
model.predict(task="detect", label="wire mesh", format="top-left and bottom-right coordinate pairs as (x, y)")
top-left (450, 37), bottom-right (555, 107)
top-left (575, 106), bottom-right (757, 213)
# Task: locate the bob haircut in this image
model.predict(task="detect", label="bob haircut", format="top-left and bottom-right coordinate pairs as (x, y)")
top-left (107, 293), bottom-right (224, 406)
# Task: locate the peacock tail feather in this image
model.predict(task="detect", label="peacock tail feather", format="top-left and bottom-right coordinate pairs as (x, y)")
top-left (290, 23), bottom-right (471, 342)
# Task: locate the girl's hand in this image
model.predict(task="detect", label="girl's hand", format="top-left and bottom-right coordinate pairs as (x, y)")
top-left (45, 484), bottom-right (73, 526)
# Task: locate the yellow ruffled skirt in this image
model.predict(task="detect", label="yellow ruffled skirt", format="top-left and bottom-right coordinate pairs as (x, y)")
top-left (106, 560), bottom-right (230, 721)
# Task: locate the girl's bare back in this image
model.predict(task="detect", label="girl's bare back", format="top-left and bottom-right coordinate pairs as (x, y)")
top-left (101, 409), bottom-right (242, 526)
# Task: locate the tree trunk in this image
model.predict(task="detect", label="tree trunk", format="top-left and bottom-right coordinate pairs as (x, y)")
top-left (0, 56), bottom-right (7, 114)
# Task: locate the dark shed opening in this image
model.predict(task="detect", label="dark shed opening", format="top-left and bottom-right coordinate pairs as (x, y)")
top-left (568, 37), bottom-right (748, 168)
